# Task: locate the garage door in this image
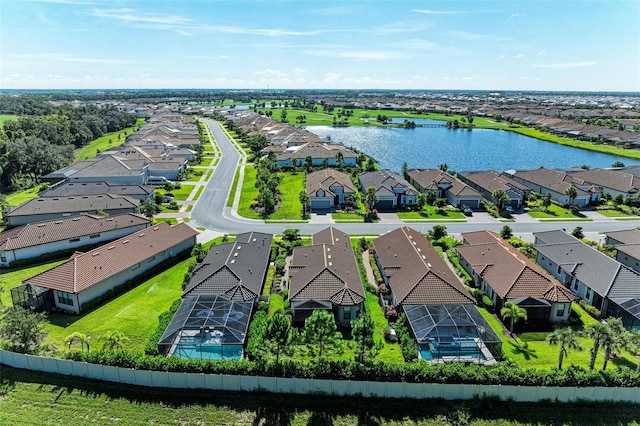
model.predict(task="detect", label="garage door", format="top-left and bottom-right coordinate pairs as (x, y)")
top-left (310, 199), bottom-right (332, 210)
top-left (376, 200), bottom-right (395, 210)
top-left (458, 199), bottom-right (480, 209)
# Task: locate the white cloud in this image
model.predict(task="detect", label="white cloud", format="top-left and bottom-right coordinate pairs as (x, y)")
top-left (412, 9), bottom-right (468, 15)
top-left (305, 50), bottom-right (406, 60)
top-left (176, 30), bottom-right (193, 37)
top-left (510, 13), bottom-right (519, 18)
top-left (514, 54), bottom-right (524, 58)
top-left (323, 73), bottom-right (341, 82)
top-left (448, 31), bottom-right (490, 41)
top-left (537, 50), bottom-right (547, 56)
top-left (497, 54), bottom-right (506, 59)
top-left (255, 69), bottom-right (288, 77)
top-left (12, 53), bottom-right (139, 64)
top-left (532, 62), bottom-right (599, 69)
top-left (89, 8), bottom-right (191, 26)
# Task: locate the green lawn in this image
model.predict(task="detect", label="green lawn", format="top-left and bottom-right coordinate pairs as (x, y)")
top-left (597, 209), bottom-right (638, 218)
top-left (44, 257), bottom-right (191, 351)
top-left (168, 184), bottom-right (195, 201)
top-left (238, 168), bottom-right (305, 220)
top-left (74, 118), bottom-right (145, 161)
top-left (193, 185), bottom-right (205, 200)
top-left (4, 185), bottom-right (42, 206)
top-left (152, 217), bottom-right (178, 225)
top-left (527, 202), bottom-right (589, 220)
top-left (0, 114), bottom-right (19, 126)
top-left (226, 167), bottom-right (241, 207)
top-left (199, 157), bottom-right (213, 167)
top-left (364, 291), bottom-right (404, 364)
top-left (332, 212), bottom-right (364, 222)
top-left (0, 260), bottom-right (66, 308)
top-left (397, 206), bottom-right (466, 221)
top-left (267, 293), bottom-right (284, 317)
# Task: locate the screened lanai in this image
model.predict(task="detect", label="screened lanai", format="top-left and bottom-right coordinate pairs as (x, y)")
top-left (158, 295), bottom-right (252, 360)
top-left (404, 304), bottom-right (502, 365)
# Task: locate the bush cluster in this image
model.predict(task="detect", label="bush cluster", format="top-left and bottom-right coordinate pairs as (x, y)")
top-left (579, 299), bottom-right (602, 319)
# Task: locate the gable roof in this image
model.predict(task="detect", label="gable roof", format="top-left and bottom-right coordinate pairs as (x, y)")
top-left (289, 227), bottom-right (364, 306)
top-left (459, 170), bottom-right (531, 194)
top-left (406, 169), bottom-right (481, 198)
top-left (605, 229), bottom-right (640, 245)
top-left (511, 167), bottom-right (589, 196)
top-left (6, 194), bottom-right (139, 218)
top-left (183, 232), bottom-right (273, 302)
top-left (274, 142), bottom-right (357, 161)
top-left (373, 227), bottom-right (473, 306)
top-left (40, 181), bottom-right (154, 199)
top-left (457, 230), bottom-right (573, 303)
top-left (534, 230), bottom-right (640, 300)
top-left (568, 168), bottom-right (640, 194)
top-left (360, 170), bottom-right (418, 197)
top-left (306, 168), bottom-right (355, 197)
top-left (0, 213), bottom-right (150, 251)
top-left (23, 222), bottom-right (197, 294)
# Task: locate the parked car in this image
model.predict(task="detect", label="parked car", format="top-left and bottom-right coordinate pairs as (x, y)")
top-left (461, 204), bottom-right (473, 216)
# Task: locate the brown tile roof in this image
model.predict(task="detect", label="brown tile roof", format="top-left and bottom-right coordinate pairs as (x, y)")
top-left (457, 230), bottom-right (573, 303)
top-left (406, 169), bottom-right (481, 198)
top-left (289, 227), bottom-right (364, 306)
top-left (306, 168), bottom-right (355, 197)
top-left (0, 213), bottom-right (150, 251)
top-left (374, 227), bottom-right (473, 306)
top-left (23, 222), bottom-right (197, 294)
top-left (511, 167), bottom-right (589, 196)
top-left (276, 142), bottom-right (357, 161)
top-left (568, 168), bottom-right (640, 194)
top-left (460, 170), bottom-right (531, 193)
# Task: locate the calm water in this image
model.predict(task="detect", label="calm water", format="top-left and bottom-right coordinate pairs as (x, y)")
top-left (307, 120), bottom-right (640, 172)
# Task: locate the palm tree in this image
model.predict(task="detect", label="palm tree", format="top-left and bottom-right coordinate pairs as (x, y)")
top-left (500, 301), bottom-right (527, 335)
top-left (335, 152), bottom-right (345, 168)
top-left (601, 317), bottom-right (627, 371)
top-left (298, 191), bottom-right (310, 217)
top-left (100, 330), bottom-right (129, 351)
top-left (584, 322), bottom-right (610, 370)
top-left (565, 185), bottom-right (578, 206)
top-left (65, 332), bottom-right (90, 352)
top-left (492, 188), bottom-right (510, 211)
top-left (546, 327), bottom-right (582, 370)
top-left (365, 186), bottom-right (378, 211)
top-left (628, 330), bottom-right (640, 371)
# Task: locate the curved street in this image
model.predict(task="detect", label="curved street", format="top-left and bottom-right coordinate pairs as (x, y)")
top-left (189, 119), bottom-right (640, 238)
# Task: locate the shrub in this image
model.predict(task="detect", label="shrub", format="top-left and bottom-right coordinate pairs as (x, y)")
top-left (579, 299), bottom-right (601, 319)
top-left (384, 306), bottom-right (398, 321)
top-left (145, 298), bottom-right (182, 355)
top-left (482, 295), bottom-right (494, 311)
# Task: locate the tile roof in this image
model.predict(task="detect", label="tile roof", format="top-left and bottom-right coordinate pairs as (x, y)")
top-left (406, 169), bottom-right (481, 198)
top-left (374, 227), bottom-right (473, 306)
top-left (275, 142), bottom-right (357, 161)
top-left (360, 170), bottom-right (418, 197)
top-left (23, 222), bottom-right (197, 294)
top-left (459, 170), bottom-right (531, 194)
top-left (458, 231), bottom-right (573, 303)
top-left (289, 227), bottom-right (365, 306)
top-left (306, 168), bottom-right (355, 197)
top-left (0, 213), bottom-right (150, 251)
top-left (605, 229), bottom-right (640, 245)
top-left (6, 194), bottom-right (139, 217)
top-left (534, 230), bottom-right (640, 300)
top-left (568, 168), bottom-right (640, 193)
top-left (40, 181), bottom-right (154, 198)
top-left (184, 232), bottom-right (273, 302)
top-left (511, 167), bottom-right (589, 196)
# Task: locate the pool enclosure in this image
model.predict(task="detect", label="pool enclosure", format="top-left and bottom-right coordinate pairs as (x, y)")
top-left (404, 304), bottom-right (502, 365)
top-left (158, 295), bottom-right (252, 360)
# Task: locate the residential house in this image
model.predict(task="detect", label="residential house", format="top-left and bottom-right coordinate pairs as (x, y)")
top-left (43, 155), bottom-right (149, 185)
top-left (269, 142), bottom-right (357, 167)
top-left (0, 213), bottom-right (150, 267)
top-left (457, 230), bottom-right (574, 325)
top-left (306, 168), bottom-right (355, 211)
top-left (507, 167), bottom-right (595, 206)
top-left (5, 194), bottom-right (140, 227)
top-left (12, 222), bottom-right (197, 314)
top-left (183, 232), bottom-right (273, 301)
top-left (605, 229), bottom-right (640, 273)
top-left (458, 170), bottom-right (532, 209)
top-left (534, 230), bottom-right (640, 329)
top-left (406, 169), bottom-right (482, 209)
top-left (359, 170), bottom-right (418, 210)
top-left (289, 227), bottom-right (365, 325)
top-left (40, 181), bottom-right (154, 201)
top-left (567, 168), bottom-right (640, 199)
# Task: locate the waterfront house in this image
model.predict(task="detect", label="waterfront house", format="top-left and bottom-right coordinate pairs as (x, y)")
top-left (507, 167), bottom-right (595, 206)
top-left (457, 170), bottom-right (531, 209)
top-left (306, 168), bottom-right (355, 211)
top-left (406, 169), bottom-right (482, 209)
top-left (359, 170), bottom-right (418, 210)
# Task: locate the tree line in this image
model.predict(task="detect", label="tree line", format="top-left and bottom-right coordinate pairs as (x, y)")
top-left (0, 100), bottom-right (136, 188)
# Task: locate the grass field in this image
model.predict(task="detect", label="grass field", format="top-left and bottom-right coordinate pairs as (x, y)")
top-left (226, 167), bottom-right (241, 207)
top-left (527, 202), bottom-right (589, 220)
top-left (168, 184), bottom-right (195, 201)
top-left (364, 291), bottom-right (404, 364)
top-left (597, 208), bottom-right (638, 218)
top-left (5, 367), bottom-right (640, 426)
top-left (0, 260), bottom-right (66, 307)
top-left (44, 257), bottom-right (190, 351)
top-left (397, 206), bottom-right (466, 220)
top-left (0, 114), bottom-right (19, 126)
top-left (4, 184), bottom-right (42, 206)
top-left (238, 168), bottom-right (305, 220)
top-left (74, 118), bottom-right (145, 161)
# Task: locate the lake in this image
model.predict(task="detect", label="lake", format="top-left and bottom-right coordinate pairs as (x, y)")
top-left (307, 120), bottom-right (640, 172)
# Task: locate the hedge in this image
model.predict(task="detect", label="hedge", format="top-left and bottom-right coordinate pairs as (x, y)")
top-left (63, 350), bottom-right (640, 387)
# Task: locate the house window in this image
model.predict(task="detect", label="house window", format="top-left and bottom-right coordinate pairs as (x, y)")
top-left (585, 287), bottom-right (592, 300)
top-left (56, 291), bottom-right (74, 306)
top-left (573, 278), bottom-right (578, 291)
top-left (147, 256), bottom-right (156, 263)
top-left (132, 263), bottom-right (140, 271)
top-left (557, 265), bottom-right (561, 274)
top-left (0, 255), bottom-right (5, 263)
top-left (344, 306), bottom-right (351, 320)
top-left (69, 238), bottom-right (80, 243)
top-left (89, 233), bottom-right (101, 239)
top-left (556, 303), bottom-right (566, 317)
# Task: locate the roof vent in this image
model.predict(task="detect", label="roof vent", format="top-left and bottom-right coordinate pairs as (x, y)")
top-left (108, 246), bottom-right (114, 250)
top-left (427, 262), bottom-right (432, 267)
top-left (231, 259), bottom-right (235, 264)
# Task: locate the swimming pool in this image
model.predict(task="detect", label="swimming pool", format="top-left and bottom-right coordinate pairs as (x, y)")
top-left (171, 332), bottom-right (243, 360)
top-left (419, 338), bottom-right (486, 362)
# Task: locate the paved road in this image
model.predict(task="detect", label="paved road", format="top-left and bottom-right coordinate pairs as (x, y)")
top-left (190, 120), bottom-right (640, 236)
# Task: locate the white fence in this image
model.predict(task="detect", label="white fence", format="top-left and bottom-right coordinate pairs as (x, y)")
top-left (2, 349), bottom-right (640, 402)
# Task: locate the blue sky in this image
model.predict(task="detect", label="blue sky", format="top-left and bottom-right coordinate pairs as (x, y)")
top-left (1, 0), bottom-right (639, 91)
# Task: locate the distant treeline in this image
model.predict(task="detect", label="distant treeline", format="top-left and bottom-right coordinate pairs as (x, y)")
top-left (0, 98), bottom-right (136, 189)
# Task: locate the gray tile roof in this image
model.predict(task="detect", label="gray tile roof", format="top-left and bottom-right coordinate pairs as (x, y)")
top-left (41, 181), bottom-right (154, 199)
top-left (289, 227), bottom-right (365, 306)
top-left (534, 231), bottom-right (640, 300)
top-left (605, 229), bottom-right (640, 245)
top-left (568, 168), bottom-right (640, 194)
top-left (374, 227), bottom-right (473, 306)
top-left (511, 167), bottom-right (589, 196)
top-left (459, 170), bottom-right (531, 194)
top-left (6, 194), bottom-right (139, 217)
top-left (406, 169), bottom-right (481, 198)
top-left (534, 229), bottom-right (579, 245)
top-left (306, 168), bottom-right (355, 197)
top-left (0, 213), bottom-right (150, 251)
top-left (359, 170), bottom-right (418, 197)
top-left (184, 232), bottom-right (273, 302)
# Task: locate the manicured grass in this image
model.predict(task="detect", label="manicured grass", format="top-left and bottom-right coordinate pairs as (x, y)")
top-left (152, 217), bottom-right (178, 225)
top-left (0, 114), bottom-right (19, 125)
top-left (364, 291), bottom-right (404, 364)
top-left (74, 118), bottom-right (145, 161)
top-left (205, 169), bottom-right (214, 180)
top-left (186, 205), bottom-right (193, 212)
top-left (597, 209), bottom-right (638, 217)
top-left (262, 264), bottom-right (275, 296)
top-left (267, 293), bottom-right (284, 317)
top-left (238, 168), bottom-right (304, 220)
top-left (527, 202), bottom-right (588, 219)
top-left (226, 167), bottom-right (241, 207)
top-left (193, 185), bottom-right (205, 200)
top-left (0, 260), bottom-right (66, 308)
top-left (44, 257), bottom-right (191, 351)
top-left (332, 212), bottom-right (364, 222)
top-left (397, 206), bottom-right (466, 220)
top-left (168, 184), bottom-right (195, 201)
top-left (4, 185), bottom-right (42, 206)
top-left (199, 157), bottom-right (213, 167)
